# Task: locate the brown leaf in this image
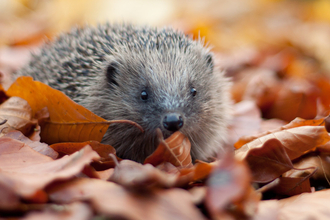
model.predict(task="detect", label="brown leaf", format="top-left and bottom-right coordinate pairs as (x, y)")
top-left (50, 141), bottom-right (119, 170)
top-left (272, 176), bottom-right (312, 197)
top-left (235, 126), bottom-right (330, 161)
top-left (235, 117), bottom-right (326, 149)
top-left (277, 189), bottom-right (330, 219)
top-left (193, 160), bottom-right (218, 182)
top-left (264, 78), bottom-right (319, 121)
top-left (0, 179), bottom-right (20, 210)
top-left (0, 139), bottom-right (99, 201)
top-left (205, 152), bottom-right (259, 218)
top-left (226, 100), bottom-right (262, 147)
top-left (50, 140), bottom-right (115, 159)
top-left (48, 178), bottom-right (206, 220)
top-left (0, 96), bottom-right (37, 137)
top-left (144, 129), bottom-right (192, 168)
top-left (289, 154), bottom-right (330, 180)
top-left (23, 202), bottom-right (93, 220)
top-left (236, 138), bottom-right (294, 183)
top-left (253, 200), bottom-right (279, 220)
top-left (4, 130), bottom-right (58, 159)
top-left (109, 160), bottom-right (179, 189)
top-left (230, 69), bottom-right (280, 109)
top-left (6, 77), bottom-right (110, 144)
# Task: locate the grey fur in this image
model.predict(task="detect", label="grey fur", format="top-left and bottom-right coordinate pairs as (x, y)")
top-left (16, 23), bottom-right (232, 163)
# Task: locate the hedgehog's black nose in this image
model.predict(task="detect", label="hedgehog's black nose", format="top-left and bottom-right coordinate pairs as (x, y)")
top-left (163, 113), bottom-right (184, 132)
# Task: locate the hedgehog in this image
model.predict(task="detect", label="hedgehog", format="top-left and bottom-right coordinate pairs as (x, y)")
top-left (16, 23), bottom-right (232, 163)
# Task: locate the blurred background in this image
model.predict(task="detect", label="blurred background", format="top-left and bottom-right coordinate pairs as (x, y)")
top-left (1, 0), bottom-right (330, 126)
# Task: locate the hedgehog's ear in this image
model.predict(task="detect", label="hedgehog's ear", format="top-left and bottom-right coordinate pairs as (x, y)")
top-left (106, 61), bottom-right (119, 86)
top-left (205, 54), bottom-right (214, 72)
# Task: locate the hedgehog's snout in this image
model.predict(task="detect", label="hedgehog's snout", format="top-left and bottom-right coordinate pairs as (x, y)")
top-left (162, 113), bottom-right (184, 132)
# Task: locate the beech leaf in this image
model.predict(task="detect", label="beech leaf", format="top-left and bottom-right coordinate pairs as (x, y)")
top-left (6, 77), bottom-right (143, 144)
top-left (205, 152), bottom-right (259, 218)
top-left (0, 139), bottom-right (99, 200)
top-left (109, 160), bottom-right (179, 189)
top-left (236, 138), bottom-right (294, 183)
top-left (4, 130), bottom-right (58, 159)
top-left (235, 126), bottom-right (330, 161)
top-left (0, 96), bottom-right (37, 137)
top-left (48, 178), bottom-right (205, 220)
top-left (144, 129), bottom-right (192, 168)
top-left (235, 117), bottom-right (326, 149)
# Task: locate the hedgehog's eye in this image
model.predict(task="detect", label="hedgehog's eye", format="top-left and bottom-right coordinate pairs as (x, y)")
top-left (141, 90), bottom-right (148, 100)
top-left (190, 88), bottom-right (197, 97)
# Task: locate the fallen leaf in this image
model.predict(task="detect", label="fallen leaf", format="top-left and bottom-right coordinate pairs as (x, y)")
top-left (277, 189), bottom-right (330, 219)
top-left (236, 138), bottom-right (294, 183)
top-left (0, 178), bottom-right (20, 210)
top-left (235, 116), bottom-right (326, 149)
top-left (6, 77), bottom-right (129, 144)
top-left (109, 160), bottom-right (179, 189)
top-left (0, 96), bottom-right (37, 137)
top-left (4, 130), bottom-right (58, 159)
top-left (253, 200), bottom-right (279, 220)
top-left (205, 152), bottom-right (259, 218)
top-left (264, 78), bottom-right (319, 121)
top-left (144, 129), bottom-right (192, 168)
top-left (272, 176), bottom-right (312, 197)
top-left (226, 100), bottom-right (262, 147)
top-left (193, 160), bottom-right (218, 182)
top-left (0, 140), bottom-right (99, 201)
top-left (50, 141), bottom-right (115, 163)
top-left (231, 68), bottom-right (280, 109)
top-left (48, 178), bottom-right (206, 220)
top-left (235, 126), bottom-right (330, 161)
top-left (22, 202), bottom-right (93, 220)
top-left (289, 154), bottom-right (330, 181)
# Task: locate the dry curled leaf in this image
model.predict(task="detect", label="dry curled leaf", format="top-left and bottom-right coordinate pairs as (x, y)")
top-left (237, 138), bottom-right (294, 183)
top-left (23, 202), bottom-right (93, 220)
top-left (0, 141), bottom-right (99, 203)
top-left (50, 141), bottom-right (117, 169)
top-left (48, 178), bottom-right (206, 220)
top-left (277, 189), bottom-right (330, 219)
top-left (6, 77), bottom-right (142, 144)
top-left (0, 96), bottom-right (37, 137)
top-left (144, 129), bottom-right (192, 168)
top-left (205, 152), bottom-right (259, 219)
top-left (235, 117), bottom-right (326, 149)
top-left (235, 126), bottom-right (330, 161)
top-left (109, 160), bottom-right (179, 189)
top-left (4, 130), bottom-right (58, 159)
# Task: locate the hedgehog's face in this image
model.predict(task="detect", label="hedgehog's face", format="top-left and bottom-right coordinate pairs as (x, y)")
top-left (97, 46), bottom-right (230, 163)
top-left (104, 49), bottom-right (219, 140)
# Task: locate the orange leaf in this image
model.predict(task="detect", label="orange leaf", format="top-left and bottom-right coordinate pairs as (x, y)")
top-left (144, 129), bottom-right (192, 168)
top-left (50, 141), bottom-right (118, 170)
top-left (236, 126), bottom-right (330, 161)
top-left (0, 96), bottom-right (37, 137)
top-left (237, 138), bottom-right (294, 183)
top-left (49, 178), bottom-right (205, 220)
top-left (4, 130), bottom-right (58, 159)
top-left (205, 152), bottom-right (259, 218)
top-left (235, 117), bottom-right (326, 149)
top-left (109, 160), bottom-right (180, 189)
top-left (0, 138), bottom-right (99, 200)
top-left (193, 160), bottom-right (218, 182)
top-left (50, 141), bottom-right (115, 159)
top-left (264, 78), bottom-right (318, 121)
top-left (6, 77), bottom-right (112, 144)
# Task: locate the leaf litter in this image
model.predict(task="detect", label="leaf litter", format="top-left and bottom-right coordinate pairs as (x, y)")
top-left (2, 0), bottom-right (330, 219)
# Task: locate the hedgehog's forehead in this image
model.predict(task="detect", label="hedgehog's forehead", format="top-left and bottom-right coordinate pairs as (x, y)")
top-left (128, 49), bottom-right (198, 85)
top-left (108, 26), bottom-right (198, 52)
